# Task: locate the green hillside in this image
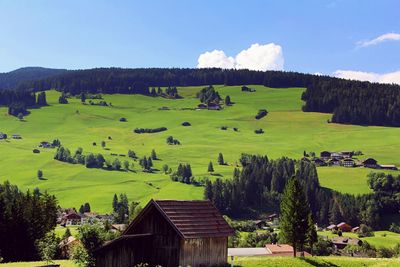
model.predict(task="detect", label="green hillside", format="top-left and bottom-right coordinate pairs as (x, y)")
top-left (1, 85), bottom-right (399, 212)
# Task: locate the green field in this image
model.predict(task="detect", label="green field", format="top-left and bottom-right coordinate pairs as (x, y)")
top-left (318, 231), bottom-right (400, 249)
top-left (1, 85), bottom-right (399, 212)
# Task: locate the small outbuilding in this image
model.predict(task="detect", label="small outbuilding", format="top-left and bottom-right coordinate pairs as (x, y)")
top-left (337, 222), bottom-right (352, 232)
top-left (320, 151), bottom-right (331, 159)
top-left (380, 165), bottom-right (398, 170)
top-left (362, 158), bottom-right (378, 168)
top-left (94, 199), bottom-right (234, 267)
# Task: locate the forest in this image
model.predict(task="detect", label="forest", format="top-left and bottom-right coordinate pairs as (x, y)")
top-left (204, 154), bottom-right (400, 229)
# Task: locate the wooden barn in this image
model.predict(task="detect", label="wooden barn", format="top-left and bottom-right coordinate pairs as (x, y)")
top-left (94, 199), bottom-right (234, 267)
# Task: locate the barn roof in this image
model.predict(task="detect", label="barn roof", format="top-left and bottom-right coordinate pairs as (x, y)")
top-left (124, 199), bottom-right (235, 239)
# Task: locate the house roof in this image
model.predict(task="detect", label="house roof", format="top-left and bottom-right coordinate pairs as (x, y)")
top-left (327, 224), bottom-right (337, 230)
top-left (337, 222), bottom-right (350, 227)
top-left (124, 199), bottom-right (234, 239)
top-left (332, 237), bottom-right (362, 246)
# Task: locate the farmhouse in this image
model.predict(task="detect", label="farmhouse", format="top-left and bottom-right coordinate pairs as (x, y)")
top-left (340, 151), bottom-right (354, 158)
top-left (332, 237), bottom-right (362, 250)
top-left (94, 199), bottom-right (234, 267)
top-left (380, 164), bottom-right (398, 170)
top-left (61, 212), bottom-right (82, 226)
top-left (320, 151), bottom-right (331, 159)
top-left (313, 158), bottom-right (327, 166)
top-left (326, 224), bottom-right (337, 231)
top-left (337, 222), bottom-right (352, 232)
top-left (328, 158), bottom-right (341, 166)
top-left (362, 158), bottom-right (378, 168)
top-left (342, 158), bottom-right (355, 167)
top-left (351, 226), bottom-right (360, 233)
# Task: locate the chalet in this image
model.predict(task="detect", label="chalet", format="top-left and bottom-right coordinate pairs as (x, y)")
top-left (332, 237), bottom-right (362, 250)
top-left (208, 102), bottom-right (221, 110)
top-left (267, 213), bottom-right (278, 222)
top-left (340, 151), bottom-right (354, 158)
top-left (313, 158), bottom-right (327, 166)
top-left (326, 224), bottom-right (337, 231)
top-left (328, 158), bottom-right (341, 166)
top-left (0, 132), bottom-right (7, 139)
top-left (337, 222), bottom-right (352, 232)
top-left (342, 158), bottom-right (355, 167)
top-left (81, 212), bottom-right (99, 224)
top-left (320, 151), bottom-right (331, 160)
top-left (12, 134), bottom-right (22, 139)
top-left (197, 103), bottom-right (207, 110)
top-left (94, 199), bottom-right (234, 267)
top-left (254, 220), bottom-right (267, 229)
top-left (61, 213), bottom-right (82, 226)
top-left (380, 165), bottom-right (398, 170)
top-left (351, 226), bottom-right (360, 233)
top-left (331, 152), bottom-right (343, 160)
top-left (362, 158), bottom-right (378, 168)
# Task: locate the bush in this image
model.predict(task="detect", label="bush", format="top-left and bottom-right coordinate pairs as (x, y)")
top-left (134, 127), bottom-right (167, 134)
top-left (182, 122), bottom-right (191, 126)
top-left (221, 126), bottom-right (228, 130)
top-left (166, 136), bottom-right (180, 145)
top-left (254, 128), bottom-right (264, 134)
top-left (70, 243), bottom-right (90, 267)
top-left (119, 117), bottom-right (127, 122)
top-left (358, 224), bottom-right (374, 237)
top-left (377, 247), bottom-right (395, 258)
top-left (36, 232), bottom-right (59, 265)
top-left (33, 149), bottom-right (40, 153)
top-left (311, 237), bottom-right (334, 256)
top-left (233, 127), bottom-right (238, 132)
top-left (255, 109), bottom-right (268, 120)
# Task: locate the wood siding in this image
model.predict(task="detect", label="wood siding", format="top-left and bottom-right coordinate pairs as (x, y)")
top-left (179, 237), bottom-right (228, 267)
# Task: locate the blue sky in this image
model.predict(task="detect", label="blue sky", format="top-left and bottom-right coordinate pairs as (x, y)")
top-left (1, 0), bottom-right (399, 82)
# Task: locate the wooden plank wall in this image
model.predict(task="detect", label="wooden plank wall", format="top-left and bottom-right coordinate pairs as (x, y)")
top-left (179, 237), bottom-right (228, 267)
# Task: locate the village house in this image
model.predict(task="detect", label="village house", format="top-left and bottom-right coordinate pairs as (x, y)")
top-left (331, 237), bottom-right (362, 250)
top-left (342, 158), bottom-right (355, 167)
top-left (265, 244), bottom-right (311, 257)
top-left (320, 151), bottom-right (331, 160)
top-left (313, 158), bottom-right (327, 166)
top-left (340, 151), bottom-right (354, 158)
top-left (351, 226), bottom-right (360, 233)
top-left (328, 158), bottom-right (341, 166)
top-left (61, 212), bottom-right (82, 226)
top-left (337, 222), bottom-right (352, 232)
top-left (94, 199), bottom-right (234, 267)
top-left (362, 158), bottom-right (378, 168)
top-left (12, 134), bottom-right (22, 139)
top-left (331, 152), bottom-right (343, 160)
top-left (254, 220), bottom-right (267, 229)
top-left (380, 164), bottom-right (398, 170)
top-left (326, 224), bottom-right (337, 231)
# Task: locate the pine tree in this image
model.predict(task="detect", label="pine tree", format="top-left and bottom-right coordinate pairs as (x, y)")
top-left (151, 149), bottom-right (157, 160)
top-left (225, 95), bottom-right (231, 106)
top-left (218, 153), bottom-right (225, 165)
top-left (37, 170), bottom-right (43, 179)
top-left (62, 228), bottom-right (72, 240)
top-left (208, 161), bottom-right (214, 172)
top-left (112, 194), bottom-right (118, 212)
top-left (280, 178), bottom-right (312, 257)
top-left (81, 93), bottom-right (86, 103)
top-left (306, 213), bottom-right (318, 255)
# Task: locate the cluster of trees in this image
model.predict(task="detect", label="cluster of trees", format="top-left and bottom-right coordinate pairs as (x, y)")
top-left (58, 92), bottom-right (68, 104)
top-left (204, 154), bottom-right (394, 229)
top-left (170, 163), bottom-right (193, 184)
top-left (0, 181), bottom-right (57, 262)
top-left (54, 146), bottom-right (130, 171)
top-left (133, 127), bottom-right (167, 134)
top-left (112, 194), bottom-right (143, 225)
top-left (302, 80), bottom-right (400, 126)
top-left (79, 202), bottom-right (91, 214)
top-left (255, 109), bottom-right (268, 120)
top-left (197, 85), bottom-right (221, 104)
top-left (0, 90), bottom-right (48, 116)
top-left (139, 156), bottom-right (153, 171)
top-left (254, 128), bottom-right (264, 134)
top-left (166, 135), bottom-right (180, 145)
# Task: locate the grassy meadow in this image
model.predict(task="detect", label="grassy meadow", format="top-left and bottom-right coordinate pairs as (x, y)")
top-left (0, 85), bottom-right (399, 212)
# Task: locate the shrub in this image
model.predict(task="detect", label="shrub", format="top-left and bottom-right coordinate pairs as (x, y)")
top-left (134, 127), bottom-right (167, 134)
top-left (33, 149), bottom-right (40, 153)
top-left (255, 109), bottom-right (268, 120)
top-left (182, 121), bottom-right (191, 126)
top-left (221, 126), bottom-right (228, 130)
top-left (119, 117), bottom-right (127, 122)
top-left (233, 127), bottom-right (238, 132)
top-left (36, 232), bottom-right (59, 265)
top-left (254, 128), bottom-right (264, 134)
top-left (358, 224), bottom-right (374, 237)
top-left (166, 136), bottom-right (180, 145)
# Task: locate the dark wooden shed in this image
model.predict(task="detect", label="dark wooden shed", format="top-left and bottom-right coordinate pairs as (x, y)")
top-left (94, 199), bottom-right (234, 267)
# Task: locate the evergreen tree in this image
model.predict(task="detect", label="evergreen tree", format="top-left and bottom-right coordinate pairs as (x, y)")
top-left (112, 158), bottom-right (121, 170)
top-left (218, 153), bottom-right (225, 165)
top-left (280, 178), bottom-right (312, 257)
top-left (112, 194), bottom-right (118, 212)
top-left (208, 161), bottom-right (214, 172)
top-left (225, 95), bottom-right (231, 106)
top-left (62, 228), bottom-right (72, 240)
top-left (81, 93), bottom-right (86, 103)
top-left (162, 164), bottom-right (169, 174)
top-left (151, 149), bottom-right (157, 160)
top-left (37, 170), bottom-right (43, 179)
top-left (101, 141), bottom-right (106, 149)
top-left (36, 92), bottom-right (47, 106)
top-left (329, 201), bottom-right (342, 224)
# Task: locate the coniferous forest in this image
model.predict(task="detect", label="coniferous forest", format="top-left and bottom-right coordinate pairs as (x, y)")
top-left (0, 67), bottom-right (399, 126)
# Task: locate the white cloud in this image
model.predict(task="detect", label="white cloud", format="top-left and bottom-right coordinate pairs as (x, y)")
top-left (197, 50), bottom-right (235, 69)
top-left (357, 33), bottom-right (400, 47)
top-left (197, 43), bottom-right (284, 71)
top-left (333, 70), bottom-right (400, 85)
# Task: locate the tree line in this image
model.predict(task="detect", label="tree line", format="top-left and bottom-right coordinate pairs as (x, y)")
top-left (302, 79), bottom-right (400, 126)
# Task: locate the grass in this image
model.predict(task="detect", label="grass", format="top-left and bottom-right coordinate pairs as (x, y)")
top-left (54, 226), bottom-right (79, 238)
top-left (0, 85), bottom-right (399, 213)
top-left (230, 256), bottom-right (400, 267)
top-left (0, 260), bottom-right (73, 267)
top-left (318, 231), bottom-right (400, 248)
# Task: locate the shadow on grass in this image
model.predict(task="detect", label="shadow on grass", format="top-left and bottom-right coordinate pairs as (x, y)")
top-left (299, 257), bottom-right (338, 267)
top-left (38, 177), bottom-right (48, 180)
